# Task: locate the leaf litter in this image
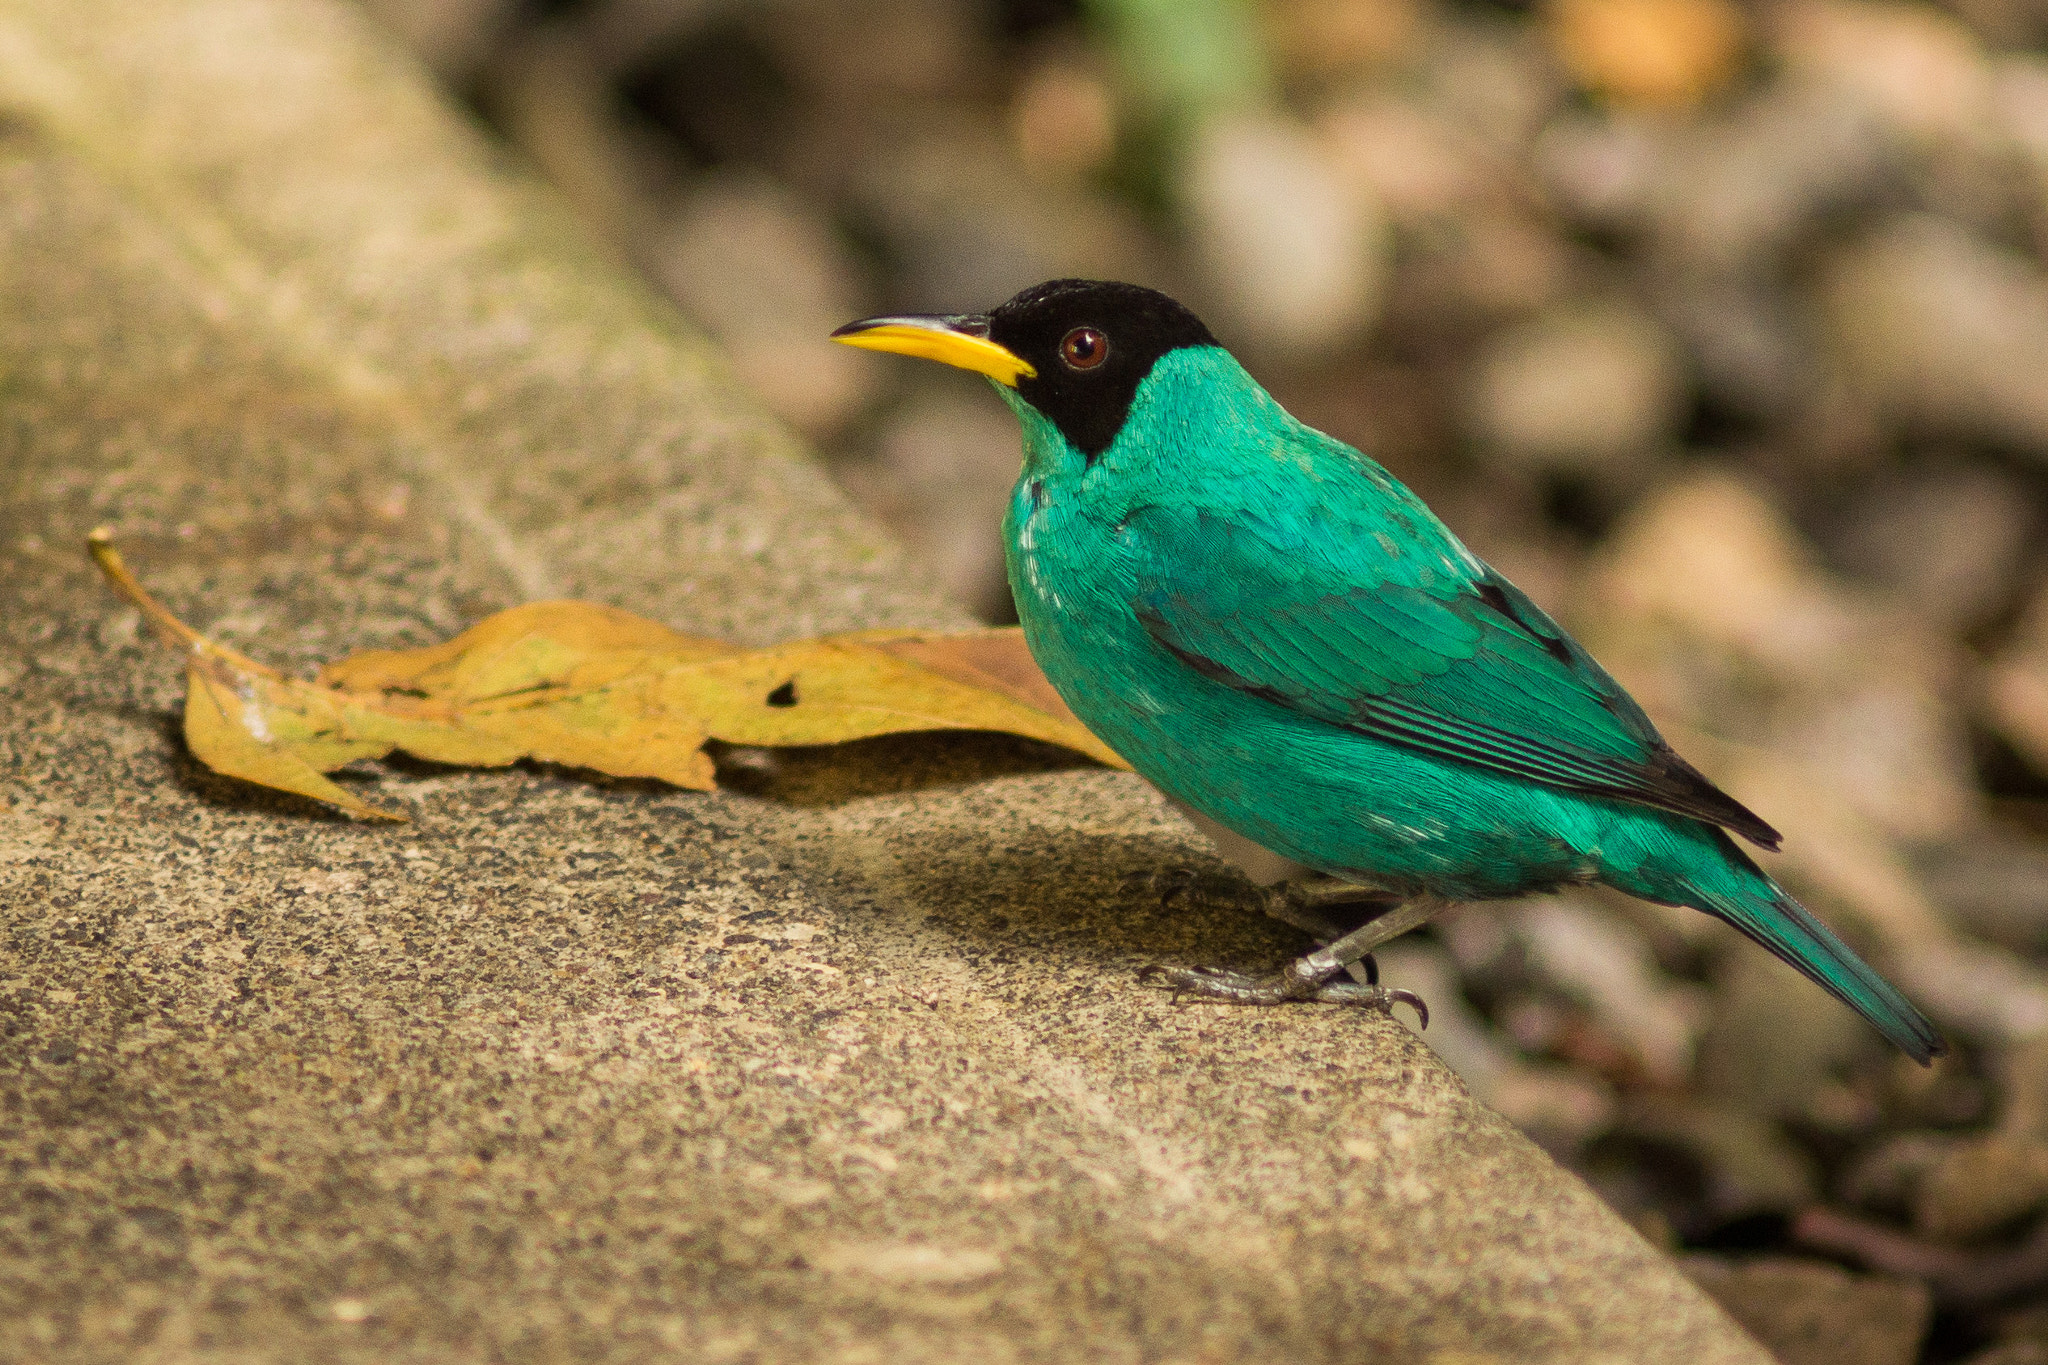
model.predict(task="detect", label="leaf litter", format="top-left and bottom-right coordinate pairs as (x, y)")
top-left (87, 530), bottom-right (1125, 820)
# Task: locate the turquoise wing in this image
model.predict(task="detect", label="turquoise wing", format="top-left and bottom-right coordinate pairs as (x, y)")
top-left (1124, 498), bottom-right (1782, 849)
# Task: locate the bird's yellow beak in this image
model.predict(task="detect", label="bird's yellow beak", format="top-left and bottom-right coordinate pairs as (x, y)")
top-left (830, 314), bottom-right (1035, 388)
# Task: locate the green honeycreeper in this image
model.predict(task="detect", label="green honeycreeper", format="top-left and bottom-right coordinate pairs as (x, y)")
top-left (833, 279), bottom-right (1944, 1064)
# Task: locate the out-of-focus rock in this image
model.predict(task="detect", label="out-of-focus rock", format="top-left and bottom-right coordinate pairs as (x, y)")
top-left (1317, 95), bottom-right (1497, 226)
top-left (1990, 583), bottom-right (2048, 776)
top-left (1535, 109), bottom-right (1666, 227)
top-left (1999, 1033), bottom-right (2048, 1141)
top-left (1963, 1340), bottom-right (2048, 1365)
top-left (833, 388), bottom-right (1022, 619)
top-left (1897, 934), bottom-right (2048, 1047)
top-left (1263, 0), bottom-right (1426, 79)
top-left (843, 123), bottom-right (1154, 312)
top-left (1825, 463), bottom-right (2035, 632)
top-left (1626, 1096), bottom-right (1822, 1219)
top-left (1010, 52), bottom-right (1118, 183)
top-left (1773, 0), bottom-right (1994, 144)
top-left (571, 0), bottom-right (730, 76)
top-left (1840, 1131), bottom-right (1959, 1216)
top-left (1661, 278), bottom-right (1816, 421)
top-left (1782, 678), bottom-right (1982, 845)
top-left (1993, 53), bottom-right (2048, 173)
top-left (1915, 1134), bottom-right (2048, 1242)
top-left (1913, 832), bottom-right (2048, 955)
top-left (1498, 991), bottom-right (1575, 1056)
top-left (753, 0), bottom-right (986, 103)
top-left (1583, 473), bottom-right (1979, 842)
top-left (1179, 110), bottom-right (1390, 356)
top-left (1419, 17), bottom-right (1568, 153)
top-left (1957, 0), bottom-right (2048, 49)
top-left (1435, 901), bottom-right (1518, 976)
top-left (649, 175), bottom-right (874, 434)
top-left (1463, 297), bottom-right (1686, 479)
top-left (1681, 1256), bottom-right (1932, 1365)
top-left (1375, 939), bottom-right (1619, 1146)
top-left (1409, 211), bottom-right (1586, 335)
top-left (1544, 0), bottom-right (1747, 108)
top-left (1819, 213), bottom-right (2048, 462)
top-left (1889, 1049), bottom-right (1994, 1127)
top-left (363, 0), bottom-right (523, 81)
top-left (1489, 1065), bottom-right (1621, 1147)
top-left (1698, 946), bottom-right (1871, 1119)
top-left (1646, 79), bottom-right (1894, 273)
top-left (1511, 896), bottom-right (1704, 1085)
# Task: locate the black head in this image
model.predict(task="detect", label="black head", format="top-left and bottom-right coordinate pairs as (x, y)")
top-left (986, 280), bottom-right (1219, 458)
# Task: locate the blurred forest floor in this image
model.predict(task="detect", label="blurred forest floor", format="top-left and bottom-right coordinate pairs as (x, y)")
top-left (355, 0), bottom-right (2048, 1359)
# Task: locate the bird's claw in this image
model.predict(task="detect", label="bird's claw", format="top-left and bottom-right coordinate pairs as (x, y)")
top-left (1304, 977), bottom-right (1427, 1028)
top-left (1139, 963), bottom-right (1428, 1028)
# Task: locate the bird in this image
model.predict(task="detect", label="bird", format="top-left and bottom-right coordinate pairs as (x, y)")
top-left (831, 278), bottom-right (1945, 1063)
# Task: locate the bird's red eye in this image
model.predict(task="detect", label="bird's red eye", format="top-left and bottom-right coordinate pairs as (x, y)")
top-left (1059, 326), bottom-right (1109, 371)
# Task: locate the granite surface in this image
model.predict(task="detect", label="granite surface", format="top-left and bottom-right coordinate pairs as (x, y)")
top-left (0, 3), bottom-right (1773, 1360)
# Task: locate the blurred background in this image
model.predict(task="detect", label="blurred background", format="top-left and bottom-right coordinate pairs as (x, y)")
top-left (355, 0), bottom-right (2048, 1357)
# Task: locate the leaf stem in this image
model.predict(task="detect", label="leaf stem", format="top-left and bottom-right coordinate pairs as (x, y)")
top-left (86, 528), bottom-right (281, 679)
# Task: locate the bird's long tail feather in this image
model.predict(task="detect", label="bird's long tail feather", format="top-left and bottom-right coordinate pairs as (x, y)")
top-left (1710, 884), bottom-right (1946, 1063)
top-left (1614, 830), bottom-right (1946, 1064)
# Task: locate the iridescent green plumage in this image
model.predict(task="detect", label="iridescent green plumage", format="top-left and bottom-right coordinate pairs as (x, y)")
top-left (838, 280), bottom-right (1945, 1063)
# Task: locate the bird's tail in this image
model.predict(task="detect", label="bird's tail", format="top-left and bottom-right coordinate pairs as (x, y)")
top-left (1607, 827), bottom-right (1947, 1064)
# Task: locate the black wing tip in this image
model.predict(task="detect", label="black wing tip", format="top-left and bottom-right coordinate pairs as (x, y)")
top-left (1730, 811), bottom-right (1783, 852)
top-left (1909, 1029), bottom-right (1952, 1066)
top-left (1651, 744), bottom-right (1782, 850)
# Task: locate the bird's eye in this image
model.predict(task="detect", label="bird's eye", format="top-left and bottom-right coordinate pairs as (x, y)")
top-left (1059, 326), bottom-right (1109, 371)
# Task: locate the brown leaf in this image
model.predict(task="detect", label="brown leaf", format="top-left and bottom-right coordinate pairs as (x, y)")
top-left (869, 629), bottom-right (1077, 719)
top-left (89, 533), bottom-right (1124, 818)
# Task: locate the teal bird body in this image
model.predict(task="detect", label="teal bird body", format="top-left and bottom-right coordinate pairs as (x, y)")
top-left (837, 280), bottom-right (1944, 1063)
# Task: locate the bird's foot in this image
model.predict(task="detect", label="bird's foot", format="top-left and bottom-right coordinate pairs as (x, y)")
top-left (1139, 894), bottom-right (1446, 1027)
top-left (1141, 961), bottom-right (1429, 1027)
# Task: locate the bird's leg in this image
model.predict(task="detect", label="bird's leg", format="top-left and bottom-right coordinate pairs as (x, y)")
top-left (1143, 895), bottom-right (1442, 1026)
top-left (1259, 876), bottom-right (1400, 939)
top-left (1258, 878), bottom-right (1402, 987)
top-left (1129, 867), bottom-right (1399, 983)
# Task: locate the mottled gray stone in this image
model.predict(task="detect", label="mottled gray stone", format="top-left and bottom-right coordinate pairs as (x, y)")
top-left (0, 3), bottom-right (1772, 1361)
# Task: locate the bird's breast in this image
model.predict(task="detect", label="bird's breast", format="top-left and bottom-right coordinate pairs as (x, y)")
top-left (1007, 479), bottom-right (1062, 613)
top-left (1004, 480), bottom-right (1175, 745)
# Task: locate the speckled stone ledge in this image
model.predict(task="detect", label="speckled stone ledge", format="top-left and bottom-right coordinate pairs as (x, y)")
top-left (0, 3), bottom-right (1771, 1361)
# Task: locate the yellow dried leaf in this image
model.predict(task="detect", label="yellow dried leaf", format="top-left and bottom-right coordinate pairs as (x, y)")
top-left (321, 600), bottom-right (736, 697)
top-left (89, 531), bottom-right (404, 820)
top-left (183, 657), bottom-right (399, 819)
top-left (88, 532), bottom-right (1124, 819)
top-left (681, 631), bottom-right (1126, 768)
top-left (319, 601), bottom-right (731, 788)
